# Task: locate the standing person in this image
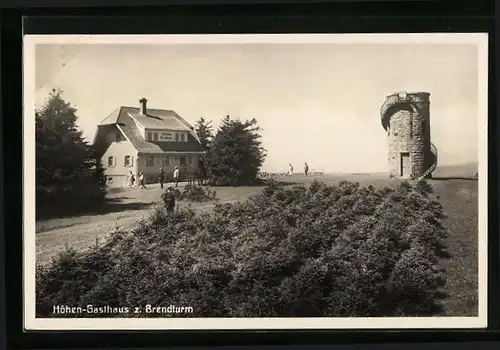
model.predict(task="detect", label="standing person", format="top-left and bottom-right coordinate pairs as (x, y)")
top-left (198, 159), bottom-right (207, 186)
top-left (139, 172), bottom-right (147, 189)
top-left (173, 166), bottom-right (180, 187)
top-left (288, 163), bottom-right (294, 176)
top-left (158, 167), bottom-right (165, 189)
top-left (304, 162), bottom-right (309, 176)
top-left (164, 186), bottom-right (176, 214)
top-left (127, 171), bottom-right (134, 187)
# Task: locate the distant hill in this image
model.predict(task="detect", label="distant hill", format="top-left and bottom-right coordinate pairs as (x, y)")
top-left (433, 162), bottom-right (478, 178)
top-left (304, 162), bottom-right (479, 179)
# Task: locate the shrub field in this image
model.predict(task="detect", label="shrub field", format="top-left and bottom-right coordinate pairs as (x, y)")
top-left (36, 179), bottom-right (449, 318)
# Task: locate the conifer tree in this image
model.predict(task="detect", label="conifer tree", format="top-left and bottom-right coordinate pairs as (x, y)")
top-left (194, 117), bottom-right (214, 151)
top-left (36, 89), bottom-right (105, 217)
top-left (207, 115), bottom-right (266, 186)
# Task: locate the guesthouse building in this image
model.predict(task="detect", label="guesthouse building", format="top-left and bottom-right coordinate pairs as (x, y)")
top-left (92, 98), bottom-right (205, 186)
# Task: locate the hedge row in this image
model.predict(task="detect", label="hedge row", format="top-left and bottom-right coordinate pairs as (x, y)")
top-left (36, 180), bottom-right (448, 317)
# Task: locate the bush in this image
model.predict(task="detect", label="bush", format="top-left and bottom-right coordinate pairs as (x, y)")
top-left (36, 171), bottom-right (107, 219)
top-left (36, 180), bottom-right (448, 317)
top-left (178, 184), bottom-right (217, 202)
top-left (161, 185), bottom-right (217, 207)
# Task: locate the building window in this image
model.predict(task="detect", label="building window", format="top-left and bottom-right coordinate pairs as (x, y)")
top-left (147, 132), bottom-right (153, 141)
top-left (124, 155), bottom-right (132, 167)
top-left (146, 156), bottom-right (154, 167)
top-left (107, 156), bottom-right (115, 167)
top-left (187, 155), bottom-right (192, 164)
top-left (180, 156), bottom-right (186, 166)
top-left (175, 132), bottom-right (179, 142)
top-left (153, 132), bottom-right (158, 141)
top-left (180, 133), bottom-right (186, 142)
top-left (161, 156), bottom-right (169, 166)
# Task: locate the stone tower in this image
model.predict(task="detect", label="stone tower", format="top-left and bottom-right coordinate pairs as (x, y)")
top-left (380, 91), bottom-right (438, 179)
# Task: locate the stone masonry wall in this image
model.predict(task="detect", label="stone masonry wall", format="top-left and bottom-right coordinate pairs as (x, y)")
top-left (386, 93), bottom-right (431, 179)
top-left (410, 93), bottom-right (432, 171)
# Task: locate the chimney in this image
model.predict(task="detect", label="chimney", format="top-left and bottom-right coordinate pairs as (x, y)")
top-left (139, 98), bottom-right (147, 115)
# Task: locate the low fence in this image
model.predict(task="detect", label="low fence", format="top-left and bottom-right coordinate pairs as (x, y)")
top-left (134, 166), bottom-right (208, 186)
top-left (258, 171), bottom-right (324, 178)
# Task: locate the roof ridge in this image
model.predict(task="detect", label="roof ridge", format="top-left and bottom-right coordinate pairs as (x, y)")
top-left (120, 105), bottom-right (176, 113)
top-left (148, 107), bottom-right (175, 112)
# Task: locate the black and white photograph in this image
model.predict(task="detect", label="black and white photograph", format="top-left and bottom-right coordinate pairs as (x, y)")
top-left (23, 33), bottom-right (488, 330)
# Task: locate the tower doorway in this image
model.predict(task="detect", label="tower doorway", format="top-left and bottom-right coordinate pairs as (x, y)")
top-left (400, 152), bottom-right (411, 177)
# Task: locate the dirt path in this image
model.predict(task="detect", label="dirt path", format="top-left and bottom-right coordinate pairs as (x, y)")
top-left (35, 184), bottom-right (261, 266)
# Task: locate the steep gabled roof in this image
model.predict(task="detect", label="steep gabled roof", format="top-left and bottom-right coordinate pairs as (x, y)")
top-left (120, 106), bottom-right (191, 131)
top-left (95, 105), bottom-right (205, 154)
top-left (98, 107), bottom-right (121, 125)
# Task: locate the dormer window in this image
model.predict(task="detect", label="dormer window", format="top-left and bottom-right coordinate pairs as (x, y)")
top-left (146, 131), bottom-right (160, 141)
top-left (145, 130), bottom-right (188, 142)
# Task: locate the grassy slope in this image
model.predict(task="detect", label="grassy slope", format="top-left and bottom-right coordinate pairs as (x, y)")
top-left (35, 164), bottom-right (479, 316)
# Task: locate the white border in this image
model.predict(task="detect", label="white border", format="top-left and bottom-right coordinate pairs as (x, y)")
top-left (23, 33), bottom-right (489, 331)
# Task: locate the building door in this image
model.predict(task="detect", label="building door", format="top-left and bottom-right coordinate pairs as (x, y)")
top-left (400, 152), bottom-right (411, 177)
top-left (179, 156), bottom-right (186, 166)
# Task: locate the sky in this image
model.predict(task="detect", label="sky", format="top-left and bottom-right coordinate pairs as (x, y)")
top-left (34, 41), bottom-right (481, 173)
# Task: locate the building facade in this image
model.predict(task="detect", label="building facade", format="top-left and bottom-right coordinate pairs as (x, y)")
top-left (380, 91), bottom-right (438, 179)
top-left (93, 98), bottom-right (205, 187)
